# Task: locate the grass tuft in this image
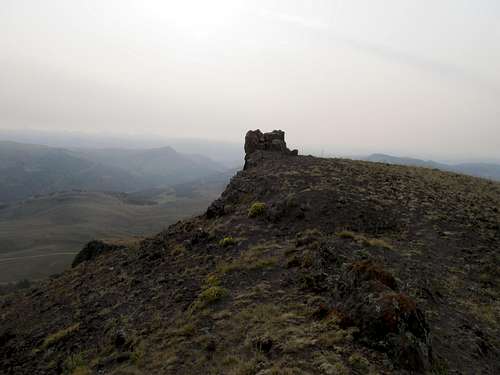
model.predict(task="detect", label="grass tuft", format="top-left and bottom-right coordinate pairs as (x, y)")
top-left (189, 286), bottom-right (229, 313)
top-left (336, 230), bottom-right (393, 250)
top-left (42, 323), bottom-right (80, 349)
top-left (219, 237), bottom-right (237, 248)
top-left (248, 202), bottom-right (266, 218)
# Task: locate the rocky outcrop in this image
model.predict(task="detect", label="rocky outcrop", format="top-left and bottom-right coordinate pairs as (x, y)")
top-left (336, 260), bottom-right (433, 372)
top-left (72, 240), bottom-right (125, 268)
top-left (207, 129), bottom-right (299, 217)
top-left (244, 130), bottom-right (298, 169)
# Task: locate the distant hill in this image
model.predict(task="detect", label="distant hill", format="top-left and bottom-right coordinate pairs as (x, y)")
top-left (0, 129), bottom-right (244, 168)
top-left (0, 141), bottom-right (229, 203)
top-left (363, 153), bottom-right (500, 181)
top-left (72, 147), bottom-right (227, 187)
top-left (0, 141), bottom-right (144, 203)
top-left (0, 169), bottom-right (233, 283)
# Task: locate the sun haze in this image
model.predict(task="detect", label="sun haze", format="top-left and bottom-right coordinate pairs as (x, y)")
top-left (1, 0), bottom-right (499, 160)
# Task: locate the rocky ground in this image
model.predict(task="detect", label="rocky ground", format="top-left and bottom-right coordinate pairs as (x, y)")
top-left (1, 131), bottom-right (499, 374)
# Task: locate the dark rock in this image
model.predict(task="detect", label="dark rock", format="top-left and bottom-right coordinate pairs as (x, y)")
top-left (114, 329), bottom-right (127, 349)
top-left (0, 331), bottom-right (14, 347)
top-left (389, 333), bottom-right (432, 372)
top-left (72, 240), bottom-right (125, 268)
top-left (205, 337), bottom-right (217, 353)
top-left (190, 229), bottom-right (210, 245)
top-left (311, 304), bottom-right (330, 320)
top-left (286, 256), bottom-right (301, 269)
top-left (336, 260), bottom-right (432, 372)
top-left (251, 335), bottom-right (274, 354)
top-left (206, 198), bottom-right (225, 218)
top-left (268, 195), bottom-right (306, 222)
top-left (342, 260), bottom-right (398, 291)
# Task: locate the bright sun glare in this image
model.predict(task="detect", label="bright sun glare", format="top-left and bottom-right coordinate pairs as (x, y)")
top-left (166, 0), bottom-right (246, 40)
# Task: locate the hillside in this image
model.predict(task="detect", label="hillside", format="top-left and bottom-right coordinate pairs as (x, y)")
top-left (0, 141), bottom-right (142, 203)
top-left (0, 131), bottom-right (498, 374)
top-left (0, 141), bottom-right (229, 204)
top-left (72, 147), bottom-right (228, 187)
top-left (0, 170), bottom-right (232, 284)
top-left (0, 129), bottom-right (244, 168)
top-left (364, 153), bottom-right (500, 181)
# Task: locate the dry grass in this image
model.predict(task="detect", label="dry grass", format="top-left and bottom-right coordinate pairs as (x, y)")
top-left (216, 244), bottom-right (279, 276)
top-left (189, 286), bottom-right (229, 313)
top-left (336, 230), bottom-right (393, 250)
top-left (219, 237), bottom-right (237, 247)
top-left (42, 323), bottom-right (80, 349)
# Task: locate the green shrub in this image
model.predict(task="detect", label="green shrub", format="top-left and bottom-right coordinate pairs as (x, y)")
top-left (189, 286), bottom-right (229, 313)
top-left (336, 230), bottom-right (356, 239)
top-left (198, 286), bottom-right (228, 304)
top-left (348, 353), bottom-right (370, 373)
top-left (248, 202), bottom-right (266, 218)
top-left (205, 274), bottom-right (221, 287)
top-left (219, 237), bottom-right (237, 247)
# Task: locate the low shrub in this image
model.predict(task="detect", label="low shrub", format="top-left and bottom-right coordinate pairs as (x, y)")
top-left (248, 202), bottom-right (266, 218)
top-left (205, 274), bottom-right (221, 287)
top-left (219, 237), bottom-right (237, 247)
top-left (336, 230), bottom-right (356, 239)
top-left (348, 353), bottom-right (370, 373)
top-left (189, 286), bottom-right (229, 313)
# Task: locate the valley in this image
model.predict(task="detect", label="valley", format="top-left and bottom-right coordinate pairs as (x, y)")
top-left (0, 172), bottom-right (233, 283)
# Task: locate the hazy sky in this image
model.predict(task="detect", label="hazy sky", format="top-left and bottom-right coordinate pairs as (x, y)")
top-left (1, 1), bottom-right (499, 160)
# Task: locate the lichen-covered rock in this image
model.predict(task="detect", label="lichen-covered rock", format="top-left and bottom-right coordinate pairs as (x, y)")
top-left (336, 259), bottom-right (432, 372)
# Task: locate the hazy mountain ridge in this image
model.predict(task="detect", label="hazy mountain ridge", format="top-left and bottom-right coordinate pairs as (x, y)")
top-left (72, 146), bottom-right (227, 187)
top-left (0, 129), bottom-right (244, 167)
top-left (0, 141), bottom-right (230, 204)
top-left (364, 153), bottom-right (500, 181)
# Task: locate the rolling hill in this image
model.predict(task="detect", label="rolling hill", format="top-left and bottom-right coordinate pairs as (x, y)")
top-left (0, 169), bottom-right (233, 284)
top-left (72, 146), bottom-right (227, 187)
top-left (0, 141), bottom-right (143, 203)
top-left (0, 141), bottom-right (229, 204)
top-left (364, 153), bottom-right (500, 181)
